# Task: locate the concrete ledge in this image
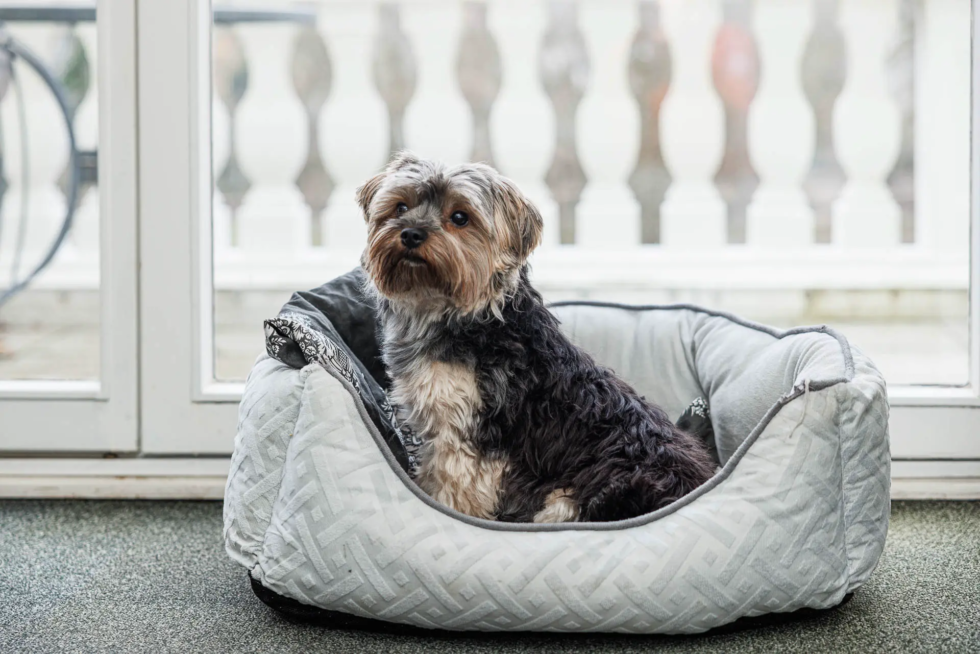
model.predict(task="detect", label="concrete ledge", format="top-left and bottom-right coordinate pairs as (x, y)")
top-left (890, 478), bottom-right (980, 500)
top-left (891, 460), bottom-right (980, 499)
top-left (0, 458), bottom-right (229, 499)
top-left (0, 476), bottom-right (226, 499)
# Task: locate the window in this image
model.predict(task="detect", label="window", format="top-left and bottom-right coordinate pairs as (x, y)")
top-left (0, 0), bottom-right (137, 452)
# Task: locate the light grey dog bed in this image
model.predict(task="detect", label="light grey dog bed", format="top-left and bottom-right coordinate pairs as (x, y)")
top-left (224, 269), bottom-right (890, 634)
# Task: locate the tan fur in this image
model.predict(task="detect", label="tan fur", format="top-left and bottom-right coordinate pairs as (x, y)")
top-left (391, 359), bottom-right (506, 519)
top-left (533, 489), bottom-right (580, 523)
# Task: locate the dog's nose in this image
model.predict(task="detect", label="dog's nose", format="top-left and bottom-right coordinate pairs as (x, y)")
top-left (400, 228), bottom-right (428, 249)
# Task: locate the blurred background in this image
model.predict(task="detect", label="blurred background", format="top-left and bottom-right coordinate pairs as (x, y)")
top-left (0, 0), bottom-right (970, 386)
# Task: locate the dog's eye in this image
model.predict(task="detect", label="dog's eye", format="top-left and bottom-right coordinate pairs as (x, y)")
top-left (396, 202), bottom-right (409, 215)
top-left (450, 211), bottom-right (469, 227)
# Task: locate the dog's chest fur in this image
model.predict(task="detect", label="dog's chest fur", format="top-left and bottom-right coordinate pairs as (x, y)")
top-left (381, 313), bottom-right (505, 519)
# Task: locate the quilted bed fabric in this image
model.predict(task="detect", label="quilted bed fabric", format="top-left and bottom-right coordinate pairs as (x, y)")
top-left (224, 304), bottom-right (890, 634)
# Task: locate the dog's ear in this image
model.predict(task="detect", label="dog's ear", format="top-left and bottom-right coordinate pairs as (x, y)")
top-left (356, 151), bottom-right (423, 221)
top-left (355, 172), bottom-right (385, 222)
top-left (496, 177), bottom-right (544, 261)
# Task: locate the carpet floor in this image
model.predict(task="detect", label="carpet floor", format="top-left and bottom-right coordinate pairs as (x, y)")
top-left (0, 500), bottom-right (977, 653)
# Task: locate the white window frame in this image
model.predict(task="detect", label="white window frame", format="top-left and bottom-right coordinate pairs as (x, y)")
top-left (0, 0), bottom-right (139, 452)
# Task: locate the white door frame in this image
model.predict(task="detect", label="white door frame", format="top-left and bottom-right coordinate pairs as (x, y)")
top-left (0, 0), bottom-right (139, 452)
top-left (137, 0), bottom-right (239, 453)
top-left (884, 0), bottom-right (980, 460)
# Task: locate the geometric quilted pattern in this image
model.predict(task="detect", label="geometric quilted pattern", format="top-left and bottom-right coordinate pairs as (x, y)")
top-left (224, 311), bottom-right (890, 634)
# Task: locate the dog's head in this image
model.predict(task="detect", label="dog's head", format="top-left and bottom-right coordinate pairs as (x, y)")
top-left (357, 152), bottom-right (543, 315)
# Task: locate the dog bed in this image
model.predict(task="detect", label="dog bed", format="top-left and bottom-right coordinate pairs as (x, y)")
top-left (224, 268), bottom-right (890, 634)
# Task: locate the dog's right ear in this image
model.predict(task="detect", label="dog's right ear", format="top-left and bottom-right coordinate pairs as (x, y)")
top-left (355, 172), bottom-right (385, 222)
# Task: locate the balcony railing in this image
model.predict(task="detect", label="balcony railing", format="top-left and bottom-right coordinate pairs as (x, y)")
top-left (0, 0), bottom-right (970, 308)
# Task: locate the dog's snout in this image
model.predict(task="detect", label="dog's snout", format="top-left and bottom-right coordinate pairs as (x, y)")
top-left (400, 228), bottom-right (428, 250)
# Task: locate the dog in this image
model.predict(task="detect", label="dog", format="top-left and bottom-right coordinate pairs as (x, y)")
top-left (357, 152), bottom-right (717, 523)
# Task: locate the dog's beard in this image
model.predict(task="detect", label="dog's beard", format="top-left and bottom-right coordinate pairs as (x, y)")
top-left (365, 230), bottom-right (453, 301)
top-left (365, 227), bottom-right (504, 314)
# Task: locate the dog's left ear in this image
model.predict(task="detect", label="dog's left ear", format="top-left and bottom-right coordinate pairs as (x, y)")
top-left (355, 172), bottom-right (385, 222)
top-left (496, 177), bottom-right (544, 261)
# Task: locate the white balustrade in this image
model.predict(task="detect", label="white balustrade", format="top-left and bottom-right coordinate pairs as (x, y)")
top-left (233, 24), bottom-right (309, 255)
top-left (318, 3), bottom-right (387, 254)
top-left (658, 0), bottom-right (727, 249)
top-left (488, 1), bottom-right (559, 248)
top-left (745, 0), bottom-right (815, 247)
top-left (576, 2), bottom-right (640, 250)
top-left (0, 1), bottom-right (971, 302)
top-left (832, 0), bottom-right (902, 247)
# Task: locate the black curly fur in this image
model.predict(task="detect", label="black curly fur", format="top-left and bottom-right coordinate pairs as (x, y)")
top-left (378, 267), bottom-right (717, 522)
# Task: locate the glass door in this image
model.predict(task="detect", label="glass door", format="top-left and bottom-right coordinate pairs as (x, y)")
top-left (0, 0), bottom-right (138, 452)
top-left (141, 0), bottom-right (980, 460)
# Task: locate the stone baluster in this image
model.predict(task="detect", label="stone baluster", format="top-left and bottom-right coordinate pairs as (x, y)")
top-left (745, 0), bottom-right (816, 247)
top-left (577, 2), bottom-right (640, 249)
top-left (801, 0), bottom-right (847, 244)
top-left (885, 0), bottom-right (915, 243)
top-left (402, 2), bottom-right (470, 163)
top-left (832, 0), bottom-right (901, 247)
top-left (628, 1), bottom-right (672, 245)
top-left (456, 2), bottom-right (501, 166)
top-left (712, 0), bottom-right (759, 244)
top-left (234, 23), bottom-right (309, 254)
top-left (320, 2), bottom-right (388, 252)
top-left (291, 26), bottom-right (333, 247)
top-left (488, 2), bottom-right (559, 247)
top-left (539, 1), bottom-right (589, 245)
top-left (659, 0), bottom-right (726, 248)
top-left (213, 27), bottom-right (249, 248)
top-left (373, 4), bottom-right (416, 158)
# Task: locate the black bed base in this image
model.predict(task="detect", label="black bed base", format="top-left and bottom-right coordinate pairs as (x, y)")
top-left (250, 574), bottom-right (854, 638)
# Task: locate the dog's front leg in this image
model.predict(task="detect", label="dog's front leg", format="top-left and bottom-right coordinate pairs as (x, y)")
top-left (532, 489), bottom-right (580, 523)
top-left (395, 359), bottom-right (505, 520)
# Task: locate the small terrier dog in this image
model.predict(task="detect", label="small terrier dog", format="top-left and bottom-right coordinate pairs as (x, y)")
top-left (358, 153), bottom-right (716, 523)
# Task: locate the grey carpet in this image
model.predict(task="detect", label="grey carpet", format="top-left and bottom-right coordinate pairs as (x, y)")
top-left (0, 500), bottom-right (977, 654)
